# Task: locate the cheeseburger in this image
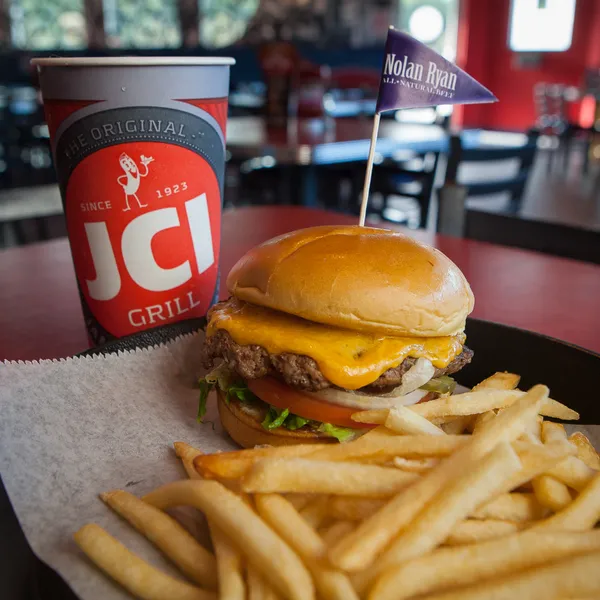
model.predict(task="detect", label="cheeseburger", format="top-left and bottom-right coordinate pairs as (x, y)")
top-left (199, 226), bottom-right (474, 447)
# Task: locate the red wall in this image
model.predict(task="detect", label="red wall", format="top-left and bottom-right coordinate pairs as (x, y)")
top-left (458, 0), bottom-right (600, 130)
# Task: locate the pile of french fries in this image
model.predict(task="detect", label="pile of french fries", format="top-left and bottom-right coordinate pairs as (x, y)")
top-left (74, 373), bottom-right (600, 600)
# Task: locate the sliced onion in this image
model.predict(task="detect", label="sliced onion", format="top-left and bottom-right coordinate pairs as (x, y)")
top-left (306, 386), bottom-right (430, 410)
top-left (378, 358), bottom-right (435, 397)
top-left (304, 358), bottom-right (435, 410)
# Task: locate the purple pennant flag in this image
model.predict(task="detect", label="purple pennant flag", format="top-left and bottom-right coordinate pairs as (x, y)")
top-left (376, 28), bottom-right (497, 113)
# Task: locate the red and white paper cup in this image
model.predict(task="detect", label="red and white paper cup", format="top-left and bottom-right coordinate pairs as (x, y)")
top-left (32, 57), bottom-right (234, 345)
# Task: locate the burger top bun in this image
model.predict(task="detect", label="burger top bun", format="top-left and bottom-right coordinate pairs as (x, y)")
top-left (227, 226), bottom-right (474, 337)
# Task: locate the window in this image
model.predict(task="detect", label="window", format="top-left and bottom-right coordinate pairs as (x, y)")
top-left (408, 5), bottom-right (445, 44)
top-left (398, 0), bottom-right (459, 61)
top-left (199, 0), bottom-right (259, 48)
top-left (10, 0), bottom-right (87, 49)
top-left (509, 0), bottom-right (576, 52)
top-left (103, 0), bottom-right (181, 48)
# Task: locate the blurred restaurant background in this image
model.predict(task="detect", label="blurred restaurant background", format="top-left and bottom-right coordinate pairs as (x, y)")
top-left (0, 0), bottom-right (599, 264)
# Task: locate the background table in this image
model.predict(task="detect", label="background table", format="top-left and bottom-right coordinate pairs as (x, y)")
top-left (225, 117), bottom-right (526, 206)
top-left (226, 116), bottom-right (449, 163)
top-left (1, 206), bottom-right (599, 361)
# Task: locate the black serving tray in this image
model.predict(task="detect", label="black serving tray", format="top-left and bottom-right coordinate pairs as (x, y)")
top-left (3, 317), bottom-right (600, 600)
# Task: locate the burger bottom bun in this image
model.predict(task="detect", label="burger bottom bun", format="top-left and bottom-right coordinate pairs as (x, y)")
top-left (216, 389), bottom-right (336, 448)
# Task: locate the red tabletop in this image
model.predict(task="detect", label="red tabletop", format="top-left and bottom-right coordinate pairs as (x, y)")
top-left (1, 206), bottom-right (599, 361)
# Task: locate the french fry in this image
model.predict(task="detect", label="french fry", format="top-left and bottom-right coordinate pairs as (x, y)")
top-left (507, 440), bottom-right (576, 492)
top-left (255, 494), bottom-right (327, 560)
top-left (174, 442), bottom-right (203, 480)
top-left (515, 416), bottom-right (542, 446)
top-left (444, 519), bottom-right (525, 545)
top-left (473, 372), bottom-right (521, 391)
top-left (176, 442), bottom-right (246, 599)
top-left (194, 444), bottom-right (327, 480)
top-left (254, 494), bottom-right (358, 600)
top-left (247, 565), bottom-right (280, 600)
top-left (442, 372), bottom-right (521, 435)
top-left (369, 530), bottom-right (600, 600)
top-left (534, 395), bottom-right (582, 420)
top-left (409, 550), bottom-right (600, 600)
top-left (436, 371), bottom-right (520, 436)
top-left (527, 415), bottom-right (544, 442)
top-left (351, 440), bottom-right (528, 592)
top-left (471, 410), bottom-right (497, 434)
top-left (242, 458), bottom-right (419, 497)
top-left (304, 434), bottom-right (469, 462)
top-left (409, 389), bottom-right (578, 421)
top-left (532, 475), bottom-right (573, 512)
top-left (175, 442), bottom-right (245, 599)
top-left (308, 564), bottom-right (360, 600)
top-left (442, 415), bottom-right (473, 434)
top-left (246, 566), bottom-right (261, 600)
top-left (73, 524), bottom-right (215, 600)
top-left (519, 431), bottom-right (543, 446)
top-left (471, 492), bottom-right (546, 522)
top-left (100, 490), bottom-right (218, 590)
top-left (299, 496), bottom-right (331, 529)
top-left (535, 423), bottom-right (573, 507)
top-left (327, 496), bottom-right (385, 521)
top-left (392, 457), bottom-right (439, 473)
top-left (569, 432), bottom-right (600, 470)
top-left (351, 409), bottom-right (389, 425)
top-left (384, 406), bottom-right (445, 436)
top-left (357, 425), bottom-right (398, 440)
top-left (542, 421), bottom-right (570, 445)
top-left (330, 385), bottom-right (548, 575)
top-left (143, 480), bottom-right (314, 600)
top-left (404, 390), bottom-right (494, 419)
top-left (547, 456), bottom-right (597, 491)
top-left (285, 493), bottom-right (312, 511)
top-left (319, 520), bottom-right (356, 546)
top-left (369, 442), bottom-right (522, 565)
top-left (207, 522), bottom-right (245, 600)
top-left (532, 473), bottom-right (600, 531)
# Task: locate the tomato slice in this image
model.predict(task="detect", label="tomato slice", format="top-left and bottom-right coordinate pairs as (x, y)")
top-left (247, 377), bottom-right (374, 429)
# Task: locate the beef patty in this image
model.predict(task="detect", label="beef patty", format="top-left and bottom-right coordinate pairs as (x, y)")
top-left (203, 329), bottom-right (473, 392)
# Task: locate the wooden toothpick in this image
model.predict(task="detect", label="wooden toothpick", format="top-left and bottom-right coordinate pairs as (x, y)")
top-left (358, 112), bottom-right (381, 226)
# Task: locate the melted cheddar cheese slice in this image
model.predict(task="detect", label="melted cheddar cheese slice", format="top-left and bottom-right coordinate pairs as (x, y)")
top-left (207, 300), bottom-right (465, 390)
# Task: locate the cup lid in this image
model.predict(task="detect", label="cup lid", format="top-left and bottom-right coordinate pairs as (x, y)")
top-left (31, 56), bottom-right (236, 67)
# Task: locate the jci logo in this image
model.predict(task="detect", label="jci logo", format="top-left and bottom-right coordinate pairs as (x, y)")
top-left (84, 193), bottom-right (213, 300)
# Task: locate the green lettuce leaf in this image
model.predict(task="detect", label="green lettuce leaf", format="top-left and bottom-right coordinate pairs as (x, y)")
top-left (420, 375), bottom-right (456, 395)
top-left (284, 414), bottom-right (311, 430)
top-left (318, 422), bottom-right (357, 442)
top-left (198, 365), bottom-right (259, 419)
top-left (226, 385), bottom-right (259, 405)
top-left (197, 379), bottom-right (214, 422)
top-left (262, 407), bottom-right (290, 430)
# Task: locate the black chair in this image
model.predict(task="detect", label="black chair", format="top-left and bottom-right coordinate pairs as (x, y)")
top-left (367, 150), bottom-right (441, 228)
top-left (443, 131), bottom-right (538, 213)
top-left (320, 150), bottom-right (440, 228)
top-left (436, 132), bottom-right (539, 238)
top-left (227, 158), bottom-right (301, 207)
